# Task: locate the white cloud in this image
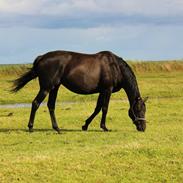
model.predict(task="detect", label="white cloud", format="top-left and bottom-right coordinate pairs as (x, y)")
top-left (0, 0), bottom-right (39, 14)
top-left (0, 0), bottom-right (182, 29)
top-left (0, 0), bottom-right (183, 16)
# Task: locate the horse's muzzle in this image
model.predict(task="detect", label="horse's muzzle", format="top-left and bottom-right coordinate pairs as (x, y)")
top-left (135, 120), bottom-right (146, 132)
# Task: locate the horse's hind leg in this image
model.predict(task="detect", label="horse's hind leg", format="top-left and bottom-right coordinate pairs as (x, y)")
top-left (28, 89), bottom-right (48, 132)
top-left (82, 93), bottom-right (103, 131)
top-left (47, 85), bottom-right (60, 133)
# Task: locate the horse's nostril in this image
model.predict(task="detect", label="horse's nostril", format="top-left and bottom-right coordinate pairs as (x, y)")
top-left (136, 124), bottom-right (146, 132)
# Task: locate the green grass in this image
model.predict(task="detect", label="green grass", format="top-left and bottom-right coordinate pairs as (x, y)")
top-left (0, 62), bottom-right (183, 182)
top-left (0, 99), bottom-right (182, 183)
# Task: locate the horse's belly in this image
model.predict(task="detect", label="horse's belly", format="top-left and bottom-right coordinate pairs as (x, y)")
top-left (62, 63), bottom-right (101, 94)
top-left (63, 82), bottom-right (98, 94)
top-left (63, 74), bottom-right (99, 94)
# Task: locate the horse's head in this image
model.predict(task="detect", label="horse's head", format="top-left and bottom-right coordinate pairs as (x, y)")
top-left (128, 97), bottom-right (148, 132)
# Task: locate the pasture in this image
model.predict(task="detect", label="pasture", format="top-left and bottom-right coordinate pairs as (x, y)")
top-left (0, 61), bottom-right (183, 183)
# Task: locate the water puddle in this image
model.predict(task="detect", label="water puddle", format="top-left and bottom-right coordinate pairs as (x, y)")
top-left (0, 101), bottom-right (76, 109)
top-left (0, 103), bottom-right (32, 108)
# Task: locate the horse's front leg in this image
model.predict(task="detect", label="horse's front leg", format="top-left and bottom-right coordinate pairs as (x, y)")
top-left (47, 85), bottom-right (61, 133)
top-left (100, 89), bottom-right (112, 131)
top-left (82, 93), bottom-right (103, 131)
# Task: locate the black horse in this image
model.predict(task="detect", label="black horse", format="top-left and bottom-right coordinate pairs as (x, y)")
top-left (12, 50), bottom-right (147, 133)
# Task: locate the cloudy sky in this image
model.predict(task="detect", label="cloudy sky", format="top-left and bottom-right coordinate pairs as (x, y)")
top-left (0, 0), bottom-right (183, 64)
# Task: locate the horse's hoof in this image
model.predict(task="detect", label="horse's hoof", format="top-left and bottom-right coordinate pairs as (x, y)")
top-left (29, 128), bottom-right (34, 133)
top-left (101, 127), bottom-right (109, 132)
top-left (82, 125), bottom-right (88, 131)
top-left (57, 129), bottom-right (61, 134)
top-left (53, 127), bottom-right (61, 134)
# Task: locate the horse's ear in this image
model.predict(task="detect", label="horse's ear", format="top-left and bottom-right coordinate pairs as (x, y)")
top-left (143, 97), bottom-right (149, 103)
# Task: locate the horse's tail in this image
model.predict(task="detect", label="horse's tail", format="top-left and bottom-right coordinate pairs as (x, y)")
top-left (11, 56), bottom-right (42, 93)
top-left (11, 68), bottom-right (37, 93)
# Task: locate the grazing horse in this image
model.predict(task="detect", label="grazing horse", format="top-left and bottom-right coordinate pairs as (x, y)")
top-left (12, 50), bottom-right (147, 133)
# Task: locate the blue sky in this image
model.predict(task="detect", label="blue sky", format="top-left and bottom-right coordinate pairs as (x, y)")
top-left (0, 0), bottom-right (183, 64)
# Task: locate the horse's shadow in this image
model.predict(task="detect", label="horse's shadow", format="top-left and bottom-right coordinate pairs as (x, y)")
top-left (0, 128), bottom-right (27, 133)
top-left (0, 128), bottom-right (117, 133)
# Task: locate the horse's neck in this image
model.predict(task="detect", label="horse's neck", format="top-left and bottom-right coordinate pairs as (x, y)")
top-left (123, 77), bottom-right (140, 107)
top-left (118, 58), bottom-right (141, 106)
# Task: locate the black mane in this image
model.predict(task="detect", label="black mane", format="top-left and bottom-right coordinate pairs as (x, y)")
top-left (118, 58), bottom-right (140, 105)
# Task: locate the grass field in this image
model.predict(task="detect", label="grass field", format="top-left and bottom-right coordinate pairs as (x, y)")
top-left (0, 61), bottom-right (183, 183)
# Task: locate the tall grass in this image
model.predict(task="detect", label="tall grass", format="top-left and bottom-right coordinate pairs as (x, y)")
top-left (0, 64), bottom-right (30, 77)
top-left (0, 60), bottom-right (183, 77)
top-left (128, 60), bottom-right (183, 73)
